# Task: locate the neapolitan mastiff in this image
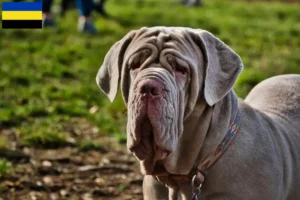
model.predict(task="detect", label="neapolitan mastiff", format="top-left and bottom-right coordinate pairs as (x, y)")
top-left (96, 27), bottom-right (300, 200)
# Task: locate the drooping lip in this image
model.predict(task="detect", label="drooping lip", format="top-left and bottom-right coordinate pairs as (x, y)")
top-left (129, 115), bottom-right (154, 160)
top-left (129, 115), bottom-right (171, 161)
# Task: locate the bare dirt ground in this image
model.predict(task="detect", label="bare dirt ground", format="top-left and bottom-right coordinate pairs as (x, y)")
top-left (0, 121), bottom-right (143, 200)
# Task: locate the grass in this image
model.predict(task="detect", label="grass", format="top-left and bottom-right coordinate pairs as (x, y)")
top-left (78, 140), bottom-right (104, 151)
top-left (15, 117), bottom-right (70, 148)
top-left (0, 137), bottom-right (9, 150)
top-left (0, 0), bottom-right (299, 147)
top-left (0, 160), bottom-right (12, 178)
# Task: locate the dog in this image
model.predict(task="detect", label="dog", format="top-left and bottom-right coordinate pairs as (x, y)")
top-left (96, 27), bottom-right (300, 200)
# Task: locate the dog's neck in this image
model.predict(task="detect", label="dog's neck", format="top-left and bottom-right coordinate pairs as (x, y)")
top-left (196, 90), bottom-right (240, 165)
top-left (161, 90), bottom-right (239, 176)
top-left (153, 90), bottom-right (240, 199)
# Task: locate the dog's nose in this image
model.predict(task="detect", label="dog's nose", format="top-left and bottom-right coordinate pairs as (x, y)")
top-left (139, 79), bottom-right (163, 97)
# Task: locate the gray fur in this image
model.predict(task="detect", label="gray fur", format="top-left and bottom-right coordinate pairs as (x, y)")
top-left (96, 27), bottom-right (300, 200)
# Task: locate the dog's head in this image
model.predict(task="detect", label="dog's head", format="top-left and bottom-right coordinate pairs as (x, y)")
top-left (96, 27), bottom-right (243, 174)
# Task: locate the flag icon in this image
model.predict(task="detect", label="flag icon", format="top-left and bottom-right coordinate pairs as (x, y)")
top-left (2, 2), bottom-right (43, 29)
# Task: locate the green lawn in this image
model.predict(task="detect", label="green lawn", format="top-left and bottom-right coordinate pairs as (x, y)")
top-left (0, 0), bottom-right (299, 148)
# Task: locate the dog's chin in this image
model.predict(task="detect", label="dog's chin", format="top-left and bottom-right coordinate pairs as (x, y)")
top-left (129, 116), bottom-right (171, 175)
top-left (140, 155), bottom-right (156, 175)
top-left (137, 145), bottom-right (170, 175)
top-left (131, 135), bottom-right (170, 174)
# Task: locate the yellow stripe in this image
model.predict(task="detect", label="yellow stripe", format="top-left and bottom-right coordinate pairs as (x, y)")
top-left (2, 11), bottom-right (42, 20)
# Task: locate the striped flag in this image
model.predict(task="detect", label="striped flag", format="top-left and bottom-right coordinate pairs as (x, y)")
top-left (2, 2), bottom-right (43, 29)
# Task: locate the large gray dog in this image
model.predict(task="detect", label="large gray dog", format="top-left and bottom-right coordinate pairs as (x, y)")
top-left (96, 27), bottom-right (300, 200)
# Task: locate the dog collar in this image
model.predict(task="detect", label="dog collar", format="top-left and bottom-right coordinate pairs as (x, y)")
top-left (191, 110), bottom-right (241, 199)
top-left (154, 110), bottom-right (241, 199)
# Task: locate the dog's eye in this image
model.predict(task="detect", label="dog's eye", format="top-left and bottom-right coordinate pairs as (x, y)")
top-left (131, 62), bottom-right (140, 70)
top-left (166, 54), bottom-right (187, 75)
top-left (129, 49), bottom-right (151, 70)
top-left (175, 64), bottom-right (187, 75)
top-left (129, 57), bottom-right (141, 70)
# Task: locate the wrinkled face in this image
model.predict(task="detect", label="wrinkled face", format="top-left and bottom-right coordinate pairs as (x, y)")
top-left (97, 27), bottom-right (243, 175)
top-left (124, 32), bottom-right (200, 174)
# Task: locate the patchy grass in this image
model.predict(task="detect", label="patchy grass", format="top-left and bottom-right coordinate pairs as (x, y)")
top-left (0, 0), bottom-right (299, 147)
top-left (20, 130), bottom-right (68, 148)
top-left (234, 0), bottom-right (300, 3)
top-left (15, 118), bottom-right (71, 148)
top-left (0, 137), bottom-right (9, 150)
top-left (78, 140), bottom-right (104, 151)
top-left (0, 160), bottom-right (12, 178)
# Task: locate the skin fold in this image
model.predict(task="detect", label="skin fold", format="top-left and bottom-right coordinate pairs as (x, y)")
top-left (96, 27), bottom-right (300, 200)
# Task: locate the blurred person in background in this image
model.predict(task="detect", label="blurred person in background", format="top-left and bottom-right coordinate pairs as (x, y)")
top-left (12, 0), bottom-right (98, 33)
top-left (180, 0), bottom-right (202, 6)
top-left (60, 0), bottom-right (108, 18)
top-left (41, 0), bottom-right (97, 33)
top-left (93, 0), bottom-right (108, 17)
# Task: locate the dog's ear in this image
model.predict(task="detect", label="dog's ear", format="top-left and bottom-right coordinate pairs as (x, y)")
top-left (190, 30), bottom-right (243, 106)
top-left (96, 31), bottom-right (136, 102)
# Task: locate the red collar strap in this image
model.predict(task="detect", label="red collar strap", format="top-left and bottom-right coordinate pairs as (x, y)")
top-left (192, 110), bottom-right (241, 198)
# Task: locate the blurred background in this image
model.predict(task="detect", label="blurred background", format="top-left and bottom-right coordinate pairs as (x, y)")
top-left (0, 0), bottom-right (299, 199)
